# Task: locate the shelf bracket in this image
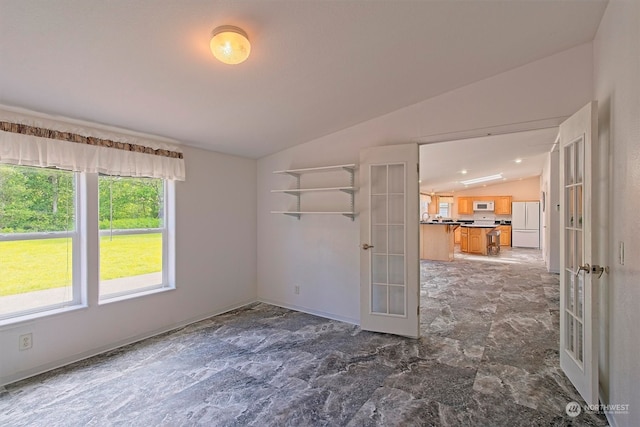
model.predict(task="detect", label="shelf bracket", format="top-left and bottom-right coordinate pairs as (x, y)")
top-left (295, 175), bottom-right (301, 219)
top-left (348, 168), bottom-right (355, 220)
top-left (342, 213), bottom-right (355, 221)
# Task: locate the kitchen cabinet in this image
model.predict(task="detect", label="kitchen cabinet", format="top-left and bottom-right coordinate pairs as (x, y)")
top-left (460, 227), bottom-right (468, 252)
top-left (428, 195), bottom-right (440, 215)
top-left (498, 225), bottom-right (511, 246)
top-left (420, 223), bottom-right (456, 261)
top-left (457, 197), bottom-right (473, 215)
top-left (495, 196), bottom-right (512, 215)
top-left (454, 226), bottom-right (461, 244)
top-left (469, 228), bottom-right (483, 253)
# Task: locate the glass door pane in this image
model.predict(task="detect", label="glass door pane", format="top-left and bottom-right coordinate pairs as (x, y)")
top-left (563, 137), bottom-right (585, 366)
top-left (369, 164), bottom-right (406, 316)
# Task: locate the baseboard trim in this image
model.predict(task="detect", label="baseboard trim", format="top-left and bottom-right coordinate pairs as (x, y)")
top-left (0, 298), bottom-right (257, 387)
top-left (257, 297), bottom-right (359, 325)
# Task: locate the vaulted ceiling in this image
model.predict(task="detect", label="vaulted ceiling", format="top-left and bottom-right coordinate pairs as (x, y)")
top-left (0, 1), bottom-right (607, 159)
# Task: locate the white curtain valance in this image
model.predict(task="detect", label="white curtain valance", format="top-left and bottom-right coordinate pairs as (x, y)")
top-left (439, 196), bottom-right (454, 203)
top-left (0, 106), bottom-right (185, 181)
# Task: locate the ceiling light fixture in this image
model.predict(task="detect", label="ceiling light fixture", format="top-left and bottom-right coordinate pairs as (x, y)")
top-left (461, 169), bottom-right (468, 174)
top-left (460, 173), bottom-right (503, 185)
top-left (210, 25), bottom-right (251, 65)
top-left (515, 158), bottom-right (523, 163)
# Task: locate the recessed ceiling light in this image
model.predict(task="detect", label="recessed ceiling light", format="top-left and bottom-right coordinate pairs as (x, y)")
top-left (460, 173), bottom-right (503, 185)
top-left (515, 158), bottom-right (523, 163)
top-left (461, 169), bottom-right (468, 174)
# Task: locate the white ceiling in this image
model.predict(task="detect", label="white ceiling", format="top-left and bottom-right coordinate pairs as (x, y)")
top-left (419, 127), bottom-right (558, 193)
top-left (0, 1), bottom-right (607, 159)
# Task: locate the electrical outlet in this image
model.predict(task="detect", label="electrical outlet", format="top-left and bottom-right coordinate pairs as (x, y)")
top-left (294, 285), bottom-right (300, 295)
top-left (19, 333), bottom-right (33, 351)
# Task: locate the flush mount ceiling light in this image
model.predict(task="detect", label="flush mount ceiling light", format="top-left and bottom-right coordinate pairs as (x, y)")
top-left (460, 173), bottom-right (503, 185)
top-left (515, 158), bottom-right (523, 163)
top-left (210, 25), bottom-right (251, 65)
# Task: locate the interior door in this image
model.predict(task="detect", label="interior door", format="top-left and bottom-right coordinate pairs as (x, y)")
top-left (559, 101), bottom-right (599, 405)
top-left (359, 143), bottom-right (419, 338)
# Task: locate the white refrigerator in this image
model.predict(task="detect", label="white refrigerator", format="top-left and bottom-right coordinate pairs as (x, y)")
top-left (512, 201), bottom-right (540, 248)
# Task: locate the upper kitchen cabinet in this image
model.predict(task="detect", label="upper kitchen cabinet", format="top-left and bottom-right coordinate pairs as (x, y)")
top-left (457, 197), bottom-right (473, 215)
top-left (428, 195), bottom-right (440, 215)
top-left (494, 196), bottom-right (512, 215)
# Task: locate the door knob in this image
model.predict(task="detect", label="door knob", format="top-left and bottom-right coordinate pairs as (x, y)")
top-left (574, 263), bottom-right (590, 278)
top-left (362, 243), bottom-right (374, 250)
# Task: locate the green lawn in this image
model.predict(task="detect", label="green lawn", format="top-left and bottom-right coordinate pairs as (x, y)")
top-left (0, 234), bottom-right (162, 296)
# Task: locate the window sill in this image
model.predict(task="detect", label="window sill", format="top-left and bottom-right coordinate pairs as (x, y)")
top-left (98, 285), bottom-right (175, 305)
top-left (0, 304), bottom-right (88, 329)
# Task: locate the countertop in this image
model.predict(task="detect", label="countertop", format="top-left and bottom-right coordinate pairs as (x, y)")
top-left (420, 221), bottom-right (461, 225)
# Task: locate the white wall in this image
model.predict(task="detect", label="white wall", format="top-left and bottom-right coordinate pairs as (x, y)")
top-left (593, 1), bottom-right (640, 425)
top-left (0, 145), bottom-right (257, 386)
top-left (541, 149), bottom-right (560, 273)
top-left (257, 43), bottom-right (593, 322)
top-left (452, 177), bottom-right (541, 202)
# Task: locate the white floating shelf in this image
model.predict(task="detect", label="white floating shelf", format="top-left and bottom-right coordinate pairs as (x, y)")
top-left (271, 211), bottom-right (356, 220)
top-left (271, 164), bottom-right (357, 221)
top-left (271, 186), bottom-right (356, 195)
top-left (273, 164), bottom-right (356, 176)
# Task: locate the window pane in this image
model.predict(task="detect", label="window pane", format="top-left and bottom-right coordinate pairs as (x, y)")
top-left (0, 165), bottom-right (76, 318)
top-left (99, 176), bottom-right (164, 230)
top-left (99, 233), bottom-right (163, 298)
top-left (98, 176), bottom-right (165, 299)
top-left (0, 238), bottom-right (74, 316)
top-left (0, 165), bottom-right (75, 233)
top-left (439, 203), bottom-right (450, 217)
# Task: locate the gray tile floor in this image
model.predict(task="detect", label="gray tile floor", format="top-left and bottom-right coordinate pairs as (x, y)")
top-left (0, 248), bottom-right (608, 426)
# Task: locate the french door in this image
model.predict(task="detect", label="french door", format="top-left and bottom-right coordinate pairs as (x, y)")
top-left (359, 144), bottom-right (419, 338)
top-left (559, 101), bottom-right (599, 405)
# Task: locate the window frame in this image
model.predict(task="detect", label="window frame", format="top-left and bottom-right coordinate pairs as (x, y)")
top-left (0, 167), bottom-right (82, 322)
top-left (97, 177), bottom-right (171, 302)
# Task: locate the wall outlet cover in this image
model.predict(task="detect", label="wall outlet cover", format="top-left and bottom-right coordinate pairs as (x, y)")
top-left (19, 333), bottom-right (33, 351)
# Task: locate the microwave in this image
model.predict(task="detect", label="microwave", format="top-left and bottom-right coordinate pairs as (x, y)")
top-left (473, 201), bottom-right (495, 211)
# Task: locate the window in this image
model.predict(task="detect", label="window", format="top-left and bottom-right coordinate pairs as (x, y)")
top-left (439, 202), bottom-right (451, 218)
top-left (0, 164), bottom-right (79, 319)
top-left (0, 114), bottom-right (183, 323)
top-left (0, 166), bottom-right (175, 322)
top-left (98, 175), bottom-right (170, 300)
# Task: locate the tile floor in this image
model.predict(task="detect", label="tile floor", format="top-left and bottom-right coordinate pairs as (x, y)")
top-left (0, 248), bottom-right (608, 426)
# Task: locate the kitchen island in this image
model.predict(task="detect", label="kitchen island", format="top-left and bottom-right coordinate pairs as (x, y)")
top-left (420, 222), bottom-right (460, 261)
top-left (459, 224), bottom-right (498, 255)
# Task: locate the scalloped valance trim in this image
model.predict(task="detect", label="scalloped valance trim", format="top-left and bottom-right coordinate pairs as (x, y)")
top-left (0, 121), bottom-right (183, 159)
